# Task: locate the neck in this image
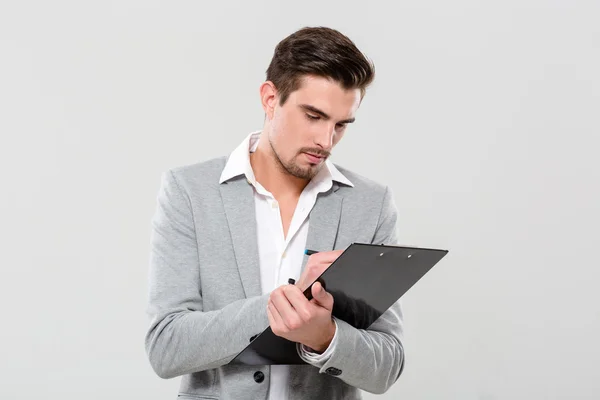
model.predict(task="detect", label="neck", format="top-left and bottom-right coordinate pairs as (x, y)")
top-left (249, 131), bottom-right (309, 199)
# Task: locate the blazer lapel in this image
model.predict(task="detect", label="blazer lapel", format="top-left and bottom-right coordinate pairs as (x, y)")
top-left (219, 176), bottom-right (262, 298)
top-left (302, 182), bottom-right (343, 272)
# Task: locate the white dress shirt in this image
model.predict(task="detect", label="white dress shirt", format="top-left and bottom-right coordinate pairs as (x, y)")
top-left (219, 131), bottom-right (354, 399)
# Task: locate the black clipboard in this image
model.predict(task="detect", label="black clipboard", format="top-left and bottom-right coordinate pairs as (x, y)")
top-left (229, 243), bottom-right (449, 365)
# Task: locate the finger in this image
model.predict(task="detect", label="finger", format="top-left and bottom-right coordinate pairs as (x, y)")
top-left (266, 303), bottom-right (275, 325)
top-left (300, 264), bottom-right (327, 283)
top-left (305, 252), bottom-right (344, 275)
top-left (311, 281), bottom-right (334, 310)
top-left (299, 250), bottom-right (344, 290)
top-left (282, 285), bottom-right (313, 322)
top-left (310, 249), bottom-right (344, 263)
top-left (270, 289), bottom-right (301, 329)
top-left (267, 300), bottom-right (286, 331)
top-left (299, 261), bottom-right (332, 289)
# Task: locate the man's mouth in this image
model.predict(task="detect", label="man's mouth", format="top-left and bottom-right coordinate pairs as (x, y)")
top-left (304, 152), bottom-right (325, 164)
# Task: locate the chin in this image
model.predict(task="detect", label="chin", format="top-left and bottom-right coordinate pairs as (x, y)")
top-left (286, 165), bottom-right (315, 180)
top-left (303, 165), bottom-right (323, 180)
top-left (284, 155), bottom-right (325, 180)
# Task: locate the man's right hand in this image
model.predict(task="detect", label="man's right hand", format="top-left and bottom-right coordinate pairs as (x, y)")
top-left (296, 249), bottom-right (345, 293)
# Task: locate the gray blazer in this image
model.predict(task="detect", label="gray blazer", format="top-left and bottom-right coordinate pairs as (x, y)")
top-left (145, 156), bottom-right (405, 400)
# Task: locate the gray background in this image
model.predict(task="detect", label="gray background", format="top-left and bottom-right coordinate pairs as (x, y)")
top-left (1, 1), bottom-right (598, 399)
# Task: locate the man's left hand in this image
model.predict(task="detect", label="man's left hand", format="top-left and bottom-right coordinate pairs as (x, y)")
top-left (267, 282), bottom-right (336, 353)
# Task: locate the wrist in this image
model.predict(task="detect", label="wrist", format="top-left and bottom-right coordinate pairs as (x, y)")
top-left (308, 319), bottom-right (336, 353)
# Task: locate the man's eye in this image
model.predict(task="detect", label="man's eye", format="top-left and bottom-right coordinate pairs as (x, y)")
top-left (336, 123), bottom-right (346, 129)
top-left (306, 114), bottom-right (320, 120)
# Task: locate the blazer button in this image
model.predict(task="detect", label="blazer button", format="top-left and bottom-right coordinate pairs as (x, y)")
top-left (325, 367), bottom-right (342, 376)
top-left (253, 371), bottom-right (265, 383)
top-left (250, 334), bottom-right (257, 342)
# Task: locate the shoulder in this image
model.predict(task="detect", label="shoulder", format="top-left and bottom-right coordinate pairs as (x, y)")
top-left (170, 156), bottom-right (227, 181)
top-left (331, 164), bottom-right (399, 244)
top-left (333, 163), bottom-right (391, 201)
top-left (163, 156), bottom-right (228, 195)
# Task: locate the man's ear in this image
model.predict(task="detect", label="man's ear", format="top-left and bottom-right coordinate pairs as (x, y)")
top-left (259, 81), bottom-right (278, 120)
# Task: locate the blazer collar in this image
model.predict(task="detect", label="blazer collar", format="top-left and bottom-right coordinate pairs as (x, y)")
top-left (219, 176), bottom-right (343, 298)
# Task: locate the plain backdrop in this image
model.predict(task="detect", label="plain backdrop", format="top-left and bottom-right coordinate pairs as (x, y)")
top-left (1, 1), bottom-right (598, 399)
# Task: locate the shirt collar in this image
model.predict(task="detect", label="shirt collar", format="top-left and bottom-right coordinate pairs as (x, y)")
top-left (219, 131), bottom-right (354, 188)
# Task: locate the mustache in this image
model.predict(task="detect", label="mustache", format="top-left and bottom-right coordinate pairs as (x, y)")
top-left (299, 148), bottom-right (331, 158)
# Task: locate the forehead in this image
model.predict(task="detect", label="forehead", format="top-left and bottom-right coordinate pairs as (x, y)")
top-left (288, 75), bottom-right (361, 115)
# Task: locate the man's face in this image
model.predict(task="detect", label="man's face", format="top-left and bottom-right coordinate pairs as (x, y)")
top-left (267, 75), bottom-right (361, 180)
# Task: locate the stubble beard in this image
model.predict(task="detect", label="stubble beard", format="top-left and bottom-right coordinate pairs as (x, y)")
top-left (268, 136), bottom-right (324, 180)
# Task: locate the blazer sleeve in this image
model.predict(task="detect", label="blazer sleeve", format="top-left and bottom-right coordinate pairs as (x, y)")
top-left (305, 186), bottom-right (406, 394)
top-left (144, 170), bottom-right (270, 379)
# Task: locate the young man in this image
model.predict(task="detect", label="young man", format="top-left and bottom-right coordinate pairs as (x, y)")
top-left (145, 26), bottom-right (405, 399)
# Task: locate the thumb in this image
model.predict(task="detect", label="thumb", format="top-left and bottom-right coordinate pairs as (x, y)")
top-left (312, 281), bottom-right (324, 297)
top-left (311, 282), bottom-right (333, 310)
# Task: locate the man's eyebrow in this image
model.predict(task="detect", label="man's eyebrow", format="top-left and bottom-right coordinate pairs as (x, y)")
top-left (299, 104), bottom-right (356, 124)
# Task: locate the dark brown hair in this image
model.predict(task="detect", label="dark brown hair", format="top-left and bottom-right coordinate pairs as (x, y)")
top-left (266, 26), bottom-right (375, 105)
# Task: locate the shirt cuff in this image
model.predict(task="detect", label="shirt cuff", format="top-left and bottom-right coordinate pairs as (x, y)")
top-left (297, 319), bottom-right (339, 366)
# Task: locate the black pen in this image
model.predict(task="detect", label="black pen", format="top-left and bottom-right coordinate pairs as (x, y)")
top-left (304, 249), bottom-right (319, 256)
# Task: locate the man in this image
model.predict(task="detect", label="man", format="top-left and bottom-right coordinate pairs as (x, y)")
top-left (145, 26), bottom-right (405, 400)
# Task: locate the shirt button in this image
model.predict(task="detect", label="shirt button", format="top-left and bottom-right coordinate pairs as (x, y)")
top-left (272, 201), bottom-right (278, 209)
top-left (253, 371), bottom-right (265, 383)
top-left (282, 251), bottom-right (286, 258)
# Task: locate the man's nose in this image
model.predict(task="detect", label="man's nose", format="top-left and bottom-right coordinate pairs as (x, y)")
top-left (313, 125), bottom-right (335, 150)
